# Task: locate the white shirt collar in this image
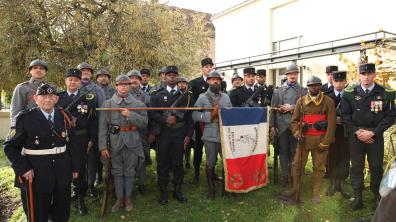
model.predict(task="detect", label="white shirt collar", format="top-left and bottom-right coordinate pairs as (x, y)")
top-left (203, 75), bottom-right (207, 82)
top-left (245, 85), bottom-right (255, 91)
top-left (67, 90), bottom-right (78, 96)
top-left (334, 89), bottom-right (344, 97)
top-left (361, 83), bottom-right (375, 92)
top-left (166, 85), bottom-right (178, 94)
top-left (40, 108), bottom-right (55, 121)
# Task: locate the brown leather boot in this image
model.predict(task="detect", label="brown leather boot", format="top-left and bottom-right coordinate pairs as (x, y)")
top-left (124, 198), bottom-right (133, 211)
top-left (111, 199), bottom-right (123, 213)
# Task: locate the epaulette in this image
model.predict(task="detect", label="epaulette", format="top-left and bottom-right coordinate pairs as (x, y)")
top-left (343, 84), bottom-right (358, 100)
top-left (15, 107), bottom-right (36, 122)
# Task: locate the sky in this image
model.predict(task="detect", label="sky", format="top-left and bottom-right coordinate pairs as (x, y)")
top-left (161, 0), bottom-right (246, 14)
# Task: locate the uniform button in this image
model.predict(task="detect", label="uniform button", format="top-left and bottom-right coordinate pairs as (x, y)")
top-left (53, 160), bottom-right (55, 162)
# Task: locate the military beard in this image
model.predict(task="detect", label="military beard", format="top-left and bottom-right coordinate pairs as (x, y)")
top-left (209, 84), bottom-right (221, 95)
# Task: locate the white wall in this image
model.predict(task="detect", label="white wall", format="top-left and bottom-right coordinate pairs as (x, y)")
top-left (212, 0), bottom-right (396, 64)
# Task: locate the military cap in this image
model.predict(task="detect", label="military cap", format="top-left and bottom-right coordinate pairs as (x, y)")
top-left (126, 70), bottom-right (142, 79)
top-left (326, 65), bottom-right (338, 74)
top-left (140, 68), bottom-right (150, 76)
top-left (77, 62), bottom-right (94, 72)
top-left (257, 69), bottom-right (266, 76)
top-left (243, 67), bottom-right (256, 75)
top-left (201, 57), bottom-right (214, 67)
top-left (359, 63), bottom-right (376, 74)
top-left (231, 73), bottom-right (243, 82)
top-left (176, 76), bottom-right (189, 83)
top-left (306, 75), bottom-right (322, 86)
top-left (115, 74), bottom-right (131, 84)
top-left (66, 68), bottom-right (82, 79)
top-left (29, 59), bottom-right (48, 70)
top-left (286, 64), bottom-right (300, 74)
top-left (207, 70), bottom-right (223, 80)
top-left (95, 68), bottom-right (110, 79)
top-left (159, 66), bottom-right (167, 74)
top-left (165, 66), bottom-right (179, 75)
top-left (332, 71), bottom-right (346, 81)
top-left (36, 83), bottom-right (56, 95)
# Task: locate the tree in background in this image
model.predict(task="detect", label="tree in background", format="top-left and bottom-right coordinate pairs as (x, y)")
top-left (0, 0), bottom-right (211, 96)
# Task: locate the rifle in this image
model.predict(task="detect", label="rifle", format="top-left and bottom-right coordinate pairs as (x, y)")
top-left (271, 106), bottom-right (280, 184)
top-left (295, 89), bottom-right (305, 203)
top-left (100, 157), bottom-right (111, 217)
top-left (164, 87), bottom-right (192, 119)
top-left (243, 86), bottom-right (265, 107)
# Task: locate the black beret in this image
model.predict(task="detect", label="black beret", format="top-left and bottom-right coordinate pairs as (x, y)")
top-left (332, 71), bottom-right (346, 81)
top-left (140, 68), bottom-right (150, 75)
top-left (359, 63), bottom-right (376, 74)
top-left (326, 65), bottom-right (338, 73)
top-left (165, 66), bottom-right (178, 75)
top-left (243, 67), bottom-right (256, 75)
top-left (36, 83), bottom-right (56, 96)
top-left (66, 68), bottom-right (82, 79)
top-left (201, 57), bottom-right (214, 67)
top-left (256, 69), bottom-right (266, 76)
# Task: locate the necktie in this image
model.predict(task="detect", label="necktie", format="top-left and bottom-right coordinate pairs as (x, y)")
top-left (365, 89), bottom-right (370, 94)
top-left (336, 93), bottom-right (341, 99)
top-left (70, 94), bottom-right (75, 98)
top-left (48, 114), bottom-right (54, 129)
top-left (248, 88), bottom-right (253, 94)
top-left (142, 86), bottom-right (147, 92)
top-left (170, 89), bottom-right (175, 95)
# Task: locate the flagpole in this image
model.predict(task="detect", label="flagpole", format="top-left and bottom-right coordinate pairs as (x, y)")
top-left (96, 107), bottom-right (215, 111)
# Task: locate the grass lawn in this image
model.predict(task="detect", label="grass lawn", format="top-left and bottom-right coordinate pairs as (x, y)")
top-left (1, 143), bottom-right (374, 222)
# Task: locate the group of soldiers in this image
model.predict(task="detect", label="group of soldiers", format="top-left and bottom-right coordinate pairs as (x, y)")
top-left (2, 56), bottom-right (396, 221)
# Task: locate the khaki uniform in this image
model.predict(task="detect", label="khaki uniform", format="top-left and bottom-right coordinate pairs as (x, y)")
top-left (290, 92), bottom-right (336, 199)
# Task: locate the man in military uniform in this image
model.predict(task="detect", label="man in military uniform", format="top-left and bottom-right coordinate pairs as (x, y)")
top-left (192, 70), bottom-right (232, 200)
top-left (127, 70), bottom-right (151, 195)
top-left (341, 63), bottom-right (396, 210)
top-left (177, 76), bottom-right (194, 169)
top-left (10, 59), bottom-right (48, 127)
top-left (270, 64), bottom-right (305, 187)
top-left (324, 71), bottom-right (350, 198)
top-left (281, 76), bottom-right (336, 204)
top-left (228, 73), bottom-right (243, 93)
top-left (150, 66), bottom-right (193, 205)
top-left (140, 68), bottom-right (152, 93)
top-left (99, 74), bottom-right (148, 212)
top-left (255, 69), bottom-right (273, 104)
top-left (96, 68), bottom-right (115, 100)
top-left (230, 67), bottom-right (271, 107)
top-left (57, 69), bottom-right (98, 215)
top-left (149, 67), bottom-right (167, 93)
top-left (188, 57), bottom-right (213, 184)
top-left (77, 61), bottom-right (106, 197)
top-left (321, 66), bottom-right (338, 94)
top-left (4, 83), bottom-right (77, 222)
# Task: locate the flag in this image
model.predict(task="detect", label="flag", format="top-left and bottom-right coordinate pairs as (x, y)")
top-left (219, 107), bottom-right (268, 193)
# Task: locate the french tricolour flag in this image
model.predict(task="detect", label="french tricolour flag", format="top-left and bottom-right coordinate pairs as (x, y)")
top-left (219, 107), bottom-right (268, 193)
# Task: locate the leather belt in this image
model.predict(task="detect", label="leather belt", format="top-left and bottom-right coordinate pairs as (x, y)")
top-left (22, 146), bottom-right (66, 156)
top-left (120, 125), bottom-right (137, 132)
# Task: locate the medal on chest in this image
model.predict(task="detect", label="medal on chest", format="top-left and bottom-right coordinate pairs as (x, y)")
top-left (34, 136), bottom-right (40, 145)
top-left (164, 96), bottom-right (168, 102)
top-left (371, 101), bottom-right (383, 113)
top-left (77, 104), bottom-right (88, 114)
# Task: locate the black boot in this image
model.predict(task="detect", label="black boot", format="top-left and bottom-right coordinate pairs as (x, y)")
top-left (206, 167), bottom-right (215, 200)
top-left (138, 184), bottom-right (146, 195)
top-left (173, 185), bottom-right (188, 203)
top-left (350, 190), bottom-right (363, 210)
top-left (77, 196), bottom-right (88, 215)
top-left (326, 178), bottom-right (337, 197)
top-left (87, 185), bottom-right (97, 198)
top-left (158, 185), bottom-right (168, 205)
top-left (338, 180), bottom-right (351, 199)
top-left (372, 193), bottom-right (381, 210)
top-left (191, 167), bottom-right (199, 184)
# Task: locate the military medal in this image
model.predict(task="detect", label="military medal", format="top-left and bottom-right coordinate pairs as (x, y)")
top-left (378, 101), bottom-right (383, 111)
top-left (61, 131), bottom-right (67, 138)
top-left (371, 101), bottom-right (375, 112)
top-left (164, 96), bottom-right (167, 101)
top-left (258, 96), bottom-right (262, 104)
top-left (355, 95), bottom-right (361, 100)
top-left (34, 136), bottom-right (40, 145)
top-left (202, 86), bottom-right (205, 90)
